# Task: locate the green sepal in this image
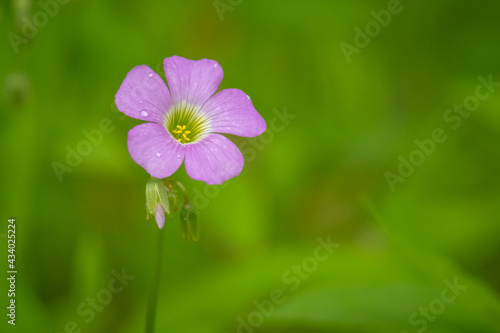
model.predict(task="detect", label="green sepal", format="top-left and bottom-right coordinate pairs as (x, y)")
top-left (180, 203), bottom-right (199, 241)
top-left (157, 182), bottom-right (170, 215)
top-left (146, 178), bottom-right (159, 216)
top-left (146, 177), bottom-right (170, 217)
top-left (168, 191), bottom-right (179, 212)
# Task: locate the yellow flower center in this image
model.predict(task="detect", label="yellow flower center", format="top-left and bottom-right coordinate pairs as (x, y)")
top-left (172, 125), bottom-right (192, 143)
top-left (164, 103), bottom-right (211, 144)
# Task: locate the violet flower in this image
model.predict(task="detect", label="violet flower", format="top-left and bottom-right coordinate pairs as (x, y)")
top-left (115, 56), bottom-right (266, 185)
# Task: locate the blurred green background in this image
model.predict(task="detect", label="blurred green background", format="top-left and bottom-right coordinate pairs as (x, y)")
top-left (2, 0), bottom-right (500, 332)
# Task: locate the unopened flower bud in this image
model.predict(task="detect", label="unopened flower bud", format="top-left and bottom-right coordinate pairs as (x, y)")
top-left (154, 204), bottom-right (165, 229)
top-left (180, 203), bottom-right (198, 241)
top-left (146, 177), bottom-right (170, 229)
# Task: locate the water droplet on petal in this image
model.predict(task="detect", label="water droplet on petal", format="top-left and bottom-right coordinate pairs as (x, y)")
top-left (213, 63), bottom-right (218, 68)
top-left (156, 152), bottom-right (162, 157)
top-left (246, 95), bottom-right (250, 100)
top-left (176, 154), bottom-right (181, 158)
top-left (141, 110), bottom-right (148, 117)
top-left (148, 73), bottom-right (153, 78)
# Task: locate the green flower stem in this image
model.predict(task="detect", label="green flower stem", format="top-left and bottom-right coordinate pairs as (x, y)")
top-left (145, 227), bottom-right (166, 333)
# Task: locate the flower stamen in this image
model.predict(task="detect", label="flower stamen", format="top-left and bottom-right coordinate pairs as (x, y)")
top-left (171, 124), bottom-right (191, 142)
top-left (170, 123), bottom-right (194, 143)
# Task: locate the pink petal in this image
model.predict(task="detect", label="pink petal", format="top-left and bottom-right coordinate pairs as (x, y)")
top-left (127, 123), bottom-right (185, 179)
top-left (163, 56), bottom-right (223, 107)
top-left (115, 65), bottom-right (173, 123)
top-left (184, 134), bottom-right (244, 185)
top-left (155, 204), bottom-right (165, 229)
top-left (202, 89), bottom-right (267, 137)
